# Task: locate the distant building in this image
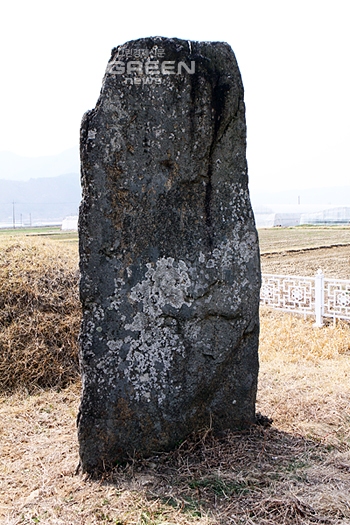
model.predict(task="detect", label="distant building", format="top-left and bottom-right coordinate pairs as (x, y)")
top-left (61, 215), bottom-right (78, 231)
top-left (254, 205), bottom-right (302, 228)
top-left (300, 207), bottom-right (350, 225)
top-left (253, 204), bottom-right (350, 228)
top-left (255, 212), bottom-right (301, 228)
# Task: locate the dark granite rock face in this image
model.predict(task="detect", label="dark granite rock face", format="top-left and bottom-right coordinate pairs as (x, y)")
top-left (78, 36), bottom-right (260, 474)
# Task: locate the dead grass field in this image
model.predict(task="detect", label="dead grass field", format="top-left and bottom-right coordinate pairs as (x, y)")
top-left (0, 236), bottom-right (80, 393)
top-left (1, 228), bottom-right (350, 524)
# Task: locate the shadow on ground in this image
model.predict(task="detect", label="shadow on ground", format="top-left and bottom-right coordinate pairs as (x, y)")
top-left (91, 423), bottom-right (349, 524)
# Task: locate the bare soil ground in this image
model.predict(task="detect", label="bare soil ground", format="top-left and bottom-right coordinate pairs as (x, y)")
top-left (259, 227), bottom-right (350, 279)
top-left (261, 244), bottom-right (350, 279)
top-left (1, 229), bottom-right (350, 524)
top-left (259, 227), bottom-right (350, 254)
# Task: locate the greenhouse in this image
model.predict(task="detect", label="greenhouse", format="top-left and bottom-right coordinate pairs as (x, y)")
top-left (300, 207), bottom-right (350, 226)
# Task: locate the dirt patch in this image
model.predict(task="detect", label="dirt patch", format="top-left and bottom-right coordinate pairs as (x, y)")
top-left (259, 227), bottom-right (350, 254)
top-left (261, 244), bottom-right (350, 279)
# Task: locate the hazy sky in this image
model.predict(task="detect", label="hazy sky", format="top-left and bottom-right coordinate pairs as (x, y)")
top-left (1, 0), bottom-right (349, 191)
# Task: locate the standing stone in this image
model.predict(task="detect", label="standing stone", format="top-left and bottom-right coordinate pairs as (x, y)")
top-left (78, 36), bottom-right (260, 474)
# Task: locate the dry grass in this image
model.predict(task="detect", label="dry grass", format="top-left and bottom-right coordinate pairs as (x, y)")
top-left (258, 307), bottom-right (350, 449)
top-left (1, 308), bottom-right (350, 524)
top-left (1, 229), bottom-right (350, 524)
top-left (0, 236), bottom-right (80, 392)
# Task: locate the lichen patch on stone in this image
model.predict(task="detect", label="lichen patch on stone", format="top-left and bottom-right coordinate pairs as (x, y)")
top-left (121, 257), bottom-right (192, 404)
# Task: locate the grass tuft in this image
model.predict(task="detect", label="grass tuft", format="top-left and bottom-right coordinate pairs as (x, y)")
top-left (0, 237), bottom-right (80, 392)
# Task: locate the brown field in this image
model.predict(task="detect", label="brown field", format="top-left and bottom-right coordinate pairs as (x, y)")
top-left (1, 228), bottom-right (350, 524)
top-left (261, 244), bottom-right (350, 279)
top-left (259, 226), bottom-right (350, 279)
top-left (259, 226), bottom-right (350, 254)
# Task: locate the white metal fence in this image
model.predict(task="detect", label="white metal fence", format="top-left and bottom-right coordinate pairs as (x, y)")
top-left (261, 270), bottom-right (350, 326)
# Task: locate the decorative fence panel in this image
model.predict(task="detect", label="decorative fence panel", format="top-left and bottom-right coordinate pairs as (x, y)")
top-left (261, 270), bottom-right (350, 325)
top-left (323, 278), bottom-right (350, 321)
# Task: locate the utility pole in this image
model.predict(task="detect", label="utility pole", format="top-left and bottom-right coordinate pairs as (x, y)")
top-left (12, 201), bottom-right (15, 229)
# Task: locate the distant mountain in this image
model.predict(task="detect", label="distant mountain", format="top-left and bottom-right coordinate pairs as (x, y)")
top-left (2, 147), bottom-right (349, 226)
top-left (0, 146), bottom-right (79, 181)
top-left (0, 173), bottom-right (81, 226)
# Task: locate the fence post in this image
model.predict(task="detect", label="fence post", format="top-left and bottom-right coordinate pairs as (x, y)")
top-left (314, 269), bottom-right (324, 327)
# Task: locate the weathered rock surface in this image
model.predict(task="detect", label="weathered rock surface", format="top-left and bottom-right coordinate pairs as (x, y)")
top-left (78, 36), bottom-right (260, 474)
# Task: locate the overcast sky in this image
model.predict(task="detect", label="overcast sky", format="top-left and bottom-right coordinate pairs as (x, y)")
top-left (1, 0), bottom-right (349, 191)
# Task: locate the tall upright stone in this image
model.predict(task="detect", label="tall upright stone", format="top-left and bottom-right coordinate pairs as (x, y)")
top-left (78, 37), bottom-right (260, 474)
